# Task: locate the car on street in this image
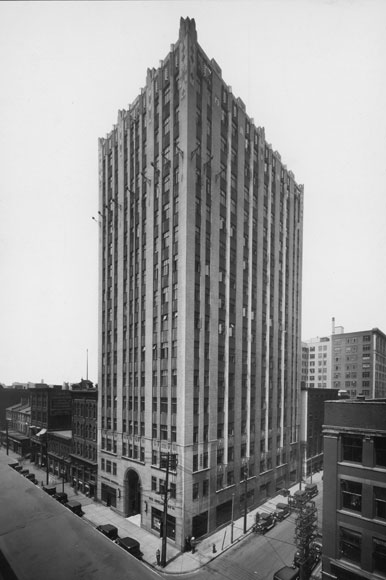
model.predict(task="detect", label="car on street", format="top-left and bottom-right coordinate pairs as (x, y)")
top-left (53, 492), bottom-right (68, 504)
top-left (254, 512), bottom-right (276, 534)
top-left (273, 566), bottom-right (299, 580)
top-left (305, 483), bottom-right (318, 499)
top-left (115, 537), bottom-right (142, 559)
top-left (43, 485), bottom-right (57, 496)
top-left (65, 500), bottom-right (84, 517)
top-left (96, 524), bottom-right (119, 540)
top-left (274, 502), bottom-right (291, 521)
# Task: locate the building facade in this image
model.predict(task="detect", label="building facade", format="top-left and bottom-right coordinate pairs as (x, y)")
top-left (299, 387), bottom-right (340, 481)
top-left (331, 328), bottom-right (386, 399)
top-left (323, 398), bottom-right (386, 580)
top-left (29, 385), bottom-right (72, 467)
top-left (303, 336), bottom-right (332, 389)
top-left (98, 17), bottom-right (304, 548)
top-left (70, 384), bottom-right (98, 498)
top-left (3, 393), bottom-right (31, 456)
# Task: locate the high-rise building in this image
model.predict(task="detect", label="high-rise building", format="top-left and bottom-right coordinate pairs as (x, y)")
top-left (97, 17), bottom-right (304, 548)
top-left (331, 327), bottom-right (386, 399)
top-left (303, 336), bottom-right (332, 389)
top-left (323, 397), bottom-right (386, 580)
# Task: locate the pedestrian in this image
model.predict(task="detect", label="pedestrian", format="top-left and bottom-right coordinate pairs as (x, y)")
top-left (156, 548), bottom-right (160, 566)
top-left (191, 536), bottom-right (196, 554)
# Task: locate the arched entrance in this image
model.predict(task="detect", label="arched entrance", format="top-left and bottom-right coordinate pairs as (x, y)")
top-left (125, 469), bottom-right (141, 517)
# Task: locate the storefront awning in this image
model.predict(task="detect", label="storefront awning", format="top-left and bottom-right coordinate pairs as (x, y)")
top-left (36, 428), bottom-right (47, 437)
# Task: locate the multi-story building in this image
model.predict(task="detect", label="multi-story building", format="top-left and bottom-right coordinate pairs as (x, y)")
top-left (303, 336), bottom-right (331, 389)
top-left (29, 384), bottom-right (72, 467)
top-left (0, 384), bottom-right (23, 435)
top-left (98, 17), bottom-right (304, 548)
top-left (3, 392), bottom-right (31, 456)
top-left (323, 398), bottom-right (386, 580)
top-left (70, 381), bottom-right (98, 498)
top-left (331, 328), bottom-right (386, 399)
top-left (299, 386), bottom-right (340, 480)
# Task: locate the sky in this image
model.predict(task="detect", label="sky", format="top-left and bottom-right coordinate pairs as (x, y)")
top-left (0, 0), bottom-right (385, 386)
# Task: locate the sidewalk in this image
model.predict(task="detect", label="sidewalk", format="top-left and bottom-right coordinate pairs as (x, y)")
top-left (2, 448), bottom-right (323, 574)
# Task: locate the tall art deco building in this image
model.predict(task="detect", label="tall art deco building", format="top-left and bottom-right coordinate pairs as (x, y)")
top-left (98, 18), bottom-right (304, 549)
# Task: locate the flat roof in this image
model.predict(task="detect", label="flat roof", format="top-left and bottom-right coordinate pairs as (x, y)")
top-left (0, 454), bottom-right (157, 580)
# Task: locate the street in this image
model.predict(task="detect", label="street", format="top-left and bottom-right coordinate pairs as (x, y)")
top-left (174, 478), bottom-right (323, 580)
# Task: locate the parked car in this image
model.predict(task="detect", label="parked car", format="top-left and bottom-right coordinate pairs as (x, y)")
top-left (305, 483), bottom-right (318, 499)
top-left (290, 489), bottom-right (309, 509)
top-left (273, 566), bottom-right (300, 580)
top-left (254, 512), bottom-right (276, 534)
top-left (115, 536), bottom-right (142, 559)
top-left (53, 492), bottom-right (68, 504)
top-left (65, 501), bottom-right (84, 517)
top-left (25, 473), bottom-right (38, 484)
top-left (20, 469), bottom-right (29, 477)
top-left (274, 502), bottom-right (291, 521)
top-left (293, 546), bottom-right (320, 571)
top-left (96, 524), bottom-right (118, 540)
top-left (43, 485), bottom-right (57, 496)
top-left (13, 465), bottom-right (23, 472)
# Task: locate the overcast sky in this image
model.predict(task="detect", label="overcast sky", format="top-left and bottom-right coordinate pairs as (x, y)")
top-left (0, 0), bottom-right (385, 386)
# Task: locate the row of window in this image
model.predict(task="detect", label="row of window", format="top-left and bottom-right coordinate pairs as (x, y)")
top-left (342, 434), bottom-right (386, 466)
top-left (100, 458), bottom-right (117, 476)
top-left (339, 527), bottom-right (386, 573)
top-left (341, 479), bottom-right (386, 519)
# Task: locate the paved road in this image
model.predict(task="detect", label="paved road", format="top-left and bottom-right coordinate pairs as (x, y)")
top-left (175, 478), bottom-right (324, 580)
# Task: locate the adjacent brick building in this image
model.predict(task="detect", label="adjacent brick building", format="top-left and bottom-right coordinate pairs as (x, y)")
top-left (322, 398), bottom-right (386, 580)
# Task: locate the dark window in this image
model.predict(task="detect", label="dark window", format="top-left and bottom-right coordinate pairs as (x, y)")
top-left (339, 527), bottom-right (361, 563)
top-left (373, 538), bottom-right (386, 574)
top-left (374, 437), bottom-right (386, 467)
top-left (342, 435), bottom-right (363, 463)
top-left (374, 486), bottom-right (386, 520)
top-left (341, 480), bottom-right (362, 512)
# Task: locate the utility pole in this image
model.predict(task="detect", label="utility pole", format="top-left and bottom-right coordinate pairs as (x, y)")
top-left (5, 419), bottom-right (9, 456)
top-left (294, 495), bottom-right (318, 580)
top-left (45, 437), bottom-right (49, 486)
top-left (243, 461), bottom-right (248, 533)
top-left (161, 451), bottom-right (169, 567)
top-left (159, 451), bottom-right (177, 567)
top-left (231, 492), bottom-right (235, 543)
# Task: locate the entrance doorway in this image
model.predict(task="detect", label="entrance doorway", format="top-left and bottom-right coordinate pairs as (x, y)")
top-left (125, 469), bottom-right (141, 517)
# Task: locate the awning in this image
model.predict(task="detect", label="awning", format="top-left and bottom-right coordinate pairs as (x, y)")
top-left (36, 428), bottom-right (47, 437)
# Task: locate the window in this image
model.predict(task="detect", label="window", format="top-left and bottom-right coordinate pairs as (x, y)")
top-left (341, 480), bottom-right (362, 512)
top-left (151, 476), bottom-right (157, 492)
top-left (342, 435), bottom-right (362, 463)
top-left (373, 538), bottom-right (386, 574)
top-left (374, 486), bottom-right (386, 519)
top-left (339, 527), bottom-right (361, 563)
top-left (374, 437), bottom-right (386, 467)
top-left (192, 482), bottom-right (199, 500)
top-left (203, 479), bottom-right (209, 497)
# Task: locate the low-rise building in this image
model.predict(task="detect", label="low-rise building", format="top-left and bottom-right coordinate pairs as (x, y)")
top-left (70, 381), bottom-right (98, 498)
top-left (322, 397), bottom-right (386, 580)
